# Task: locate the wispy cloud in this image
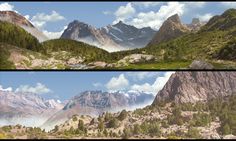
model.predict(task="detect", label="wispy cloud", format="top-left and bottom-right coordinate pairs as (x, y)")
top-left (15, 83), bottom-right (52, 94)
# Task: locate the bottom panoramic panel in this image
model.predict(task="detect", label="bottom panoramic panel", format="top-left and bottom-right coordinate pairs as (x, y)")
top-left (0, 71), bottom-right (235, 139)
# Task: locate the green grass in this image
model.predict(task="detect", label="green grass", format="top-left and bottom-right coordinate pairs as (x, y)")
top-left (0, 43), bottom-right (16, 69)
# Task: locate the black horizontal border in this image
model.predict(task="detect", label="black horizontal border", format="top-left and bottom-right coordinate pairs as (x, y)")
top-left (1, 69), bottom-right (236, 72)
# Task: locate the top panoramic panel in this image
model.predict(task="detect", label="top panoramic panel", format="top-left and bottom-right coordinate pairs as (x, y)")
top-left (0, 1), bottom-right (236, 70)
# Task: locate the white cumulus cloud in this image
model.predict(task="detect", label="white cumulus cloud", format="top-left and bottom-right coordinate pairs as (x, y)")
top-left (130, 72), bottom-right (175, 95)
top-left (0, 85), bottom-right (13, 92)
top-left (15, 83), bottom-right (52, 94)
top-left (31, 10), bottom-right (65, 29)
top-left (0, 2), bottom-right (14, 11)
top-left (126, 2), bottom-right (185, 30)
top-left (113, 2), bottom-right (136, 24)
top-left (106, 74), bottom-right (129, 91)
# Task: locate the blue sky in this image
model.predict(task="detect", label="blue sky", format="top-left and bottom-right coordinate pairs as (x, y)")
top-left (0, 71), bottom-right (174, 101)
top-left (0, 2), bottom-right (236, 38)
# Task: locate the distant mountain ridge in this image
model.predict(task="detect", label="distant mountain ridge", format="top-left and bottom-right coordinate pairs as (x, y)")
top-left (61, 20), bottom-right (156, 52)
top-left (0, 90), bottom-right (63, 127)
top-left (42, 90), bottom-right (154, 130)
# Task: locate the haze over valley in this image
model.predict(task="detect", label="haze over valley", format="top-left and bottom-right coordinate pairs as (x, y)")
top-left (0, 71), bottom-right (236, 139)
top-left (1, 2), bottom-right (236, 69)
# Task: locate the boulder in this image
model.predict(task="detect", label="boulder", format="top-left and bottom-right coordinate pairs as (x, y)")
top-left (189, 60), bottom-right (214, 69)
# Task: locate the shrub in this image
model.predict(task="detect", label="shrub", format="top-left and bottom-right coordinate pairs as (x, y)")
top-left (186, 127), bottom-right (201, 139)
top-left (117, 110), bottom-right (128, 121)
top-left (107, 118), bottom-right (119, 128)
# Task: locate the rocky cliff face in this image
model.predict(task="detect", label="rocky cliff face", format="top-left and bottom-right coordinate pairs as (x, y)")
top-left (152, 72), bottom-right (236, 104)
top-left (0, 11), bottom-right (48, 42)
top-left (148, 14), bottom-right (190, 46)
top-left (186, 18), bottom-right (205, 32)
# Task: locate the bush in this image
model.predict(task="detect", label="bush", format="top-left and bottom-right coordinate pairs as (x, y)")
top-left (107, 118), bottom-right (119, 128)
top-left (221, 123), bottom-right (231, 135)
top-left (98, 121), bottom-right (104, 132)
top-left (186, 127), bottom-right (201, 139)
top-left (117, 110), bottom-right (128, 121)
top-left (72, 115), bottom-right (78, 121)
top-left (78, 119), bottom-right (85, 131)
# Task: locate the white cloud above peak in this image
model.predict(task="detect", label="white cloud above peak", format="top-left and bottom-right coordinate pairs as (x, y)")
top-left (106, 74), bottom-right (129, 91)
top-left (123, 2), bottom-right (185, 30)
top-left (130, 72), bottom-right (174, 95)
top-left (15, 83), bottom-right (52, 95)
top-left (113, 3), bottom-right (136, 24)
top-left (31, 10), bottom-right (65, 29)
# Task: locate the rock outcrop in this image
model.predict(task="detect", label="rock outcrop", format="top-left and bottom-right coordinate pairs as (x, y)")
top-left (189, 60), bottom-right (214, 69)
top-left (152, 72), bottom-right (236, 104)
top-left (186, 18), bottom-right (205, 32)
top-left (148, 14), bottom-right (190, 46)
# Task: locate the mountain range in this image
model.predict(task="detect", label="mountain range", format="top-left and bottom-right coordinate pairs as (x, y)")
top-left (0, 90), bottom-right (63, 127)
top-left (0, 88), bottom-right (154, 131)
top-left (0, 71), bottom-right (236, 139)
top-left (1, 8), bottom-right (236, 69)
top-left (61, 20), bottom-right (157, 52)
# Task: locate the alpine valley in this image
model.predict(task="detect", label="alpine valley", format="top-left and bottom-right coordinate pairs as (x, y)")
top-left (0, 71), bottom-right (236, 139)
top-left (1, 8), bottom-right (236, 69)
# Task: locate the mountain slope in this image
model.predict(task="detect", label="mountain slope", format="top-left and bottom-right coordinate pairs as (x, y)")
top-left (0, 11), bottom-right (48, 42)
top-left (142, 8), bottom-right (236, 62)
top-left (152, 72), bottom-right (236, 105)
top-left (61, 20), bottom-right (122, 52)
top-left (42, 39), bottom-right (113, 62)
top-left (0, 21), bottom-right (42, 52)
top-left (148, 14), bottom-right (190, 46)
